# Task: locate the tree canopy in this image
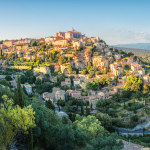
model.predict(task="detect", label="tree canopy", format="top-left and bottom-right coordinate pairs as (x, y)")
top-left (0, 95), bottom-right (36, 149)
top-left (95, 112), bottom-right (112, 128)
top-left (124, 76), bottom-right (143, 92)
top-left (85, 81), bottom-right (99, 91)
top-left (73, 115), bottom-right (105, 140)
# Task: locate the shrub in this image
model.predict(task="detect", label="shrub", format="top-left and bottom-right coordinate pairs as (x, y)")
top-left (5, 75), bottom-right (12, 81)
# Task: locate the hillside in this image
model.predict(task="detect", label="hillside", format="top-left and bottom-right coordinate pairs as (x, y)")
top-left (110, 46), bottom-right (150, 56)
top-left (111, 43), bottom-right (150, 50)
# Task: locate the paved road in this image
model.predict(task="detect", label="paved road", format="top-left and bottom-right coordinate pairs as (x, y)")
top-left (118, 129), bottom-right (150, 134)
top-left (55, 107), bottom-right (69, 118)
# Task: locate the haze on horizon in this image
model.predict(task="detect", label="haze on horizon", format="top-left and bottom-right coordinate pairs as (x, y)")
top-left (0, 0), bottom-right (150, 45)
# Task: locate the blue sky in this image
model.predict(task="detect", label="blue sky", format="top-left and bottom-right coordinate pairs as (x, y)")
top-left (0, 0), bottom-right (150, 45)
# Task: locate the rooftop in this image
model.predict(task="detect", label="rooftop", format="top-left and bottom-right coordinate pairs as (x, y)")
top-left (55, 90), bottom-right (65, 95)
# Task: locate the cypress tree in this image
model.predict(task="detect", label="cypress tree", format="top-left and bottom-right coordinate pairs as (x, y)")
top-left (85, 103), bottom-right (90, 116)
top-left (86, 108), bottom-right (90, 117)
top-left (91, 103), bottom-right (93, 109)
top-left (81, 102), bottom-right (84, 116)
top-left (14, 76), bottom-right (26, 108)
top-left (28, 129), bottom-right (33, 150)
top-left (23, 85), bottom-right (28, 95)
top-left (0, 49), bottom-right (2, 56)
top-left (76, 100), bottom-right (78, 108)
top-left (23, 129), bottom-right (33, 150)
top-left (106, 61), bottom-right (109, 73)
top-left (115, 71), bottom-right (118, 86)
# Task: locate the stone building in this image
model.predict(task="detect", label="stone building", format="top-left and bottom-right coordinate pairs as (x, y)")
top-left (65, 28), bottom-right (82, 39)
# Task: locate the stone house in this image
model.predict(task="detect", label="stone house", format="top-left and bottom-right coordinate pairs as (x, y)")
top-left (45, 36), bottom-right (56, 43)
top-left (65, 28), bottom-right (82, 39)
top-left (3, 40), bottom-right (15, 47)
top-left (66, 90), bottom-right (82, 99)
top-left (61, 78), bottom-right (71, 87)
top-left (122, 57), bottom-right (133, 64)
top-left (94, 43), bottom-right (104, 51)
top-left (90, 37), bottom-right (100, 43)
top-left (88, 90), bottom-right (97, 96)
top-left (52, 87), bottom-right (60, 93)
top-left (72, 41), bottom-right (85, 49)
top-left (82, 96), bottom-right (89, 101)
top-left (65, 78), bottom-right (71, 86)
top-left (73, 78), bottom-right (80, 86)
top-left (54, 39), bottom-right (68, 46)
top-left (96, 73), bottom-right (115, 82)
top-left (71, 90), bottom-right (82, 99)
top-left (42, 92), bottom-right (55, 103)
top-left (131, 63), bottom-right (142, 71)
top-left (110, 62), bottom-right (123, 76)
top-left (114, 55), bottom-right (121, 60)
top-left (55, 90), bottom-right (66, 101)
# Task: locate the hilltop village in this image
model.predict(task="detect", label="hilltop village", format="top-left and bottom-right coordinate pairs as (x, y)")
top-left (1, 29), bottom-right (150, 149)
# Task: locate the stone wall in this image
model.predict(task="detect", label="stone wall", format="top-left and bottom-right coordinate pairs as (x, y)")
top-left (12, 66), bottom-right (28, 69)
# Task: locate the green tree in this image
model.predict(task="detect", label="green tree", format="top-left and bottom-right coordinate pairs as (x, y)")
top-left (2, 60), bottom-right (7, 67)
top-left (112, 93), bottom-right (121, 102)
top-left (81, 102), bottom-right (84, 116)
top-left (106, 61), bottom-right (109, 73)
top-left (58, 55), bottom-right (65, 65)
top-left (14, 76), bottom-right (26, 108)
top-left (66, 43), bottom-right (71, 46)
top-left (41, 44), bottom-right (46, 50)
top-left (47, 124), bottom-right (87, 150)
top-left (57, 99), bottom-right (65, 106)
top-left (45, 99), bottom-right (55, 110)
top-left (85, 81), bottom-right (99, 90)
top-left (5, 75), bottom-right (12, 81)
top-left (124, 76), bottom-right (143, 91)
top-left (24, 128), bottom-right (33, 150)
top-left (0, 49), bottom-right (2, 56)
top-left (106, 74), bottom-right (112, 86)
top-left (99, 77), bottom-right (107, 86)
top-left (95, 112), bottom-right (112, 128)
top-left (81, 69), bottom-right (86, 75)
top-left (35, 78), bottom-right (42, 86)
top-left (73, 115), bottom-right (105, 140)
top-left (115, 71), bottom-right (118, 86)
top-left (62, 116), bottom-right (71, 125)
top-left (30, 40), bottom-right (37, 47)
top-left (20, 75), bottom-right (26, 84)
top-left (23, 85), bottom-right (28, 95)
top-left (27, 99), bottom-right (62, 149)
top-left (67, 64), bottom-right (72, 74)
top-left (85, 108), bottom-right (90, 116)
top-left (0, 95), bottom-right (36, 150)
top-left (91, 133), bottom-right (124, 150)
top-left (91, 103), bottom-right (93, 109)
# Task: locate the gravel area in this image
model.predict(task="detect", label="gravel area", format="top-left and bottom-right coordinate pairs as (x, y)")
top-left (122, 140), bottom-right (144, 150)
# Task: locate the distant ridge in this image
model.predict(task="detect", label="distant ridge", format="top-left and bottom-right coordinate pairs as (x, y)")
top-left (109, 43), bottom-right (150, 50)
top-left (109, 46), bottom-right (150, 56)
